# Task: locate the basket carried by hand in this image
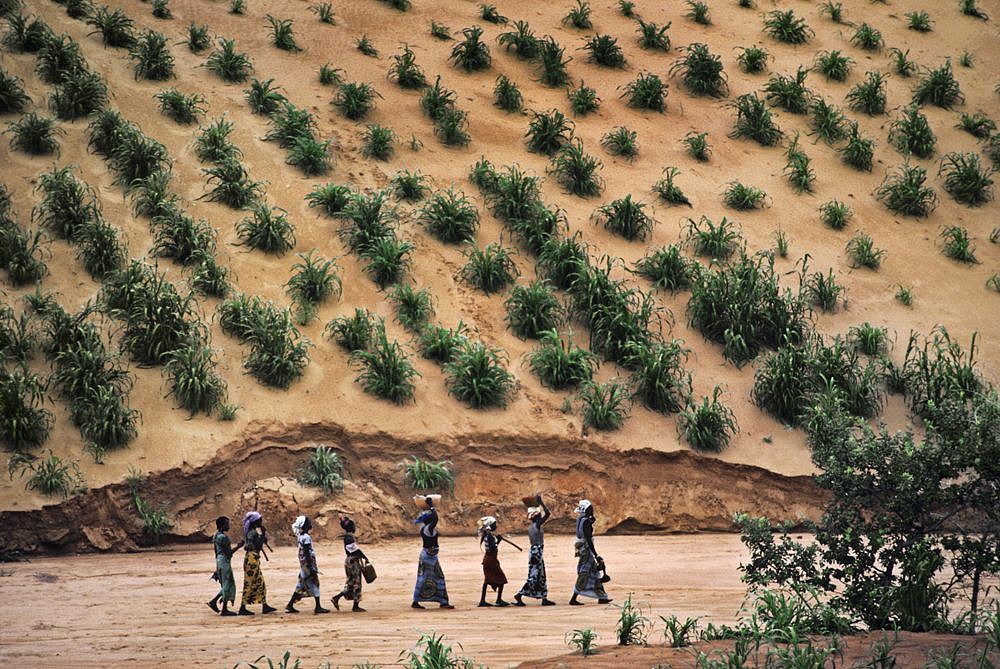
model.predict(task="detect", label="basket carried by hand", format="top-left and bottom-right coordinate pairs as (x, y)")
top-left (362, 561), bottom-right (377, 584)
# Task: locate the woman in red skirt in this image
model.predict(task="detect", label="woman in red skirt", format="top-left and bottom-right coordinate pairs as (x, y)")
top-left (477, 516), bottom-right (509, 607)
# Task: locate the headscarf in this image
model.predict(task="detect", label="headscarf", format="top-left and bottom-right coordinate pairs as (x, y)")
top-left (292, 515), bottom-right (308, 537)
top-left (477, 516), bottom-right (497, 533)
top-left (414, 510), bottom-right (434, 526)
top-left (575, 499), bottom-right (592, 516)
top-left (527, 506), bottom-right (543, 519)
top-left (242, 511), bottom-right (262, 538)
top-left (340, 515), bottom-right (355, 533)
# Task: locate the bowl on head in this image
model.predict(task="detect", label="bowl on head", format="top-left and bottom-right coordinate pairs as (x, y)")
top-left (413, 494), bottom-right (442, 509)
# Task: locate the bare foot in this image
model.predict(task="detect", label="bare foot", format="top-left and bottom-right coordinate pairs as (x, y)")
top-left (411, 602), bottom-right (425, 609)
top-left (478, 601), bottom-right (493, 608)
top-left (440, 603), bottom-right (455, 609)
top-left (207, 601), bottom-right (219, 613)
top-left (330, 595), bottom-right (341, 611)
top-left (220, 610), bottom-right (237, 617)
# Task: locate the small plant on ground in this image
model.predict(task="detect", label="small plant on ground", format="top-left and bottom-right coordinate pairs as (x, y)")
top-left (389, 283), bottom-right (433, 332)
top-left (846, 233), bottom-right (885, 269)
top-left (164, 337), bottom-right (227, 416)
top-left (236, 204), bottom-right (295, 254)
top-left (525, 109), bottom-right (573, 156)
top-left (445, 341), bottom-right (515, 409)
top-left (620, 72), bottom-right (667, 112)
top-left (876, 163), bottom-right (938, 217)
top-left (686, 215), bottom-right (742, 260)
top-left (852, 23), bottom-right (883, 51)
top-left (662, 615), bottom-right (700, 648)
top-left (355, 35), bottom-right (378, 57)
top-left (809, 98), bottom-right (847, 144)
top-left (194, 117), bottom-right (239, 163)
top-left (5, 112), bottom-right (61, 155)
top-left (403, 457), bottom-right (454, 490)
top-left (306, 183), bottom-right (352, 216)
top-left (580, 380), bottom-right (630, 430)
top-left (154, 88), bottom-right (206, 124)
top-left (205, 37), bottom-right (252, 83)
top-left (907, 11), bottom-right (933, 32)
top-left (841, 122), bottom-right (875, 171)
top-left (460, 242), bottom-right (519, 293)
top-left (529, 330), bottom-right (596, 389)
top-left (956, 112), bottom-right (996, 139)
top-left (567, 629), bottom-right (598, 656)
top-left (683, 132), bottom-right (710, 161)
top-left (913, 61), bottom-right (964, 109)
top-left (325, 308), bottom-right (375, 352)
top-left (960, 0), bottom-right (989, 19)
top-left (847, 71), bottom-right (887, 116)
top-left (497, 20), bottom-right (539, 60)
top-left (360, 124), bottom-right (395, 161)
top-left (803, 267), bottom-right (844, 312)
top-left (814, 49), bottom-right (852, 82)
top-left (537, 36), bottom-right (571, 87)
top-left (390, 170), bottom-right (427, 202)
top-left (685, 0), bottom-right (711, 25)
top-left (737, 46), bottom-right (769, 74)
top-left (848, 323), bottom-right (889, 356)
top-left (764, 9), bottom-right (812, 44)
top-left (888, 48), bottom-right (917, 78)
top-left (938, 152), bottom-right (993, 206)
top-left (351, 322), bottom-right (418, 404)
top-left (450, 26), bottom-right (490, 72)
top-left (582, 34), bottom-right (626, 68)
top-left (679, 388), bottom-right (737, 452)
top-left (0, 70), bottom-right (31, 114)
top-left (568, 82), bottom-right (600, 116)
top-left (939, 225), bottom-right (977, 263)
top-left (895, 285), bottom-right (913, 307)
top-left (505, 281), bottom-right (563, 339)
top-left (430, 20), bottom-right (451, 40)
top-left (333, 81), bottom-right (379, 120)
top-left (9, 451), bottom-right (84, 497)
top-left (601, 126), bottom-right (638, 160)
top-left (551, 141), bottom-right (604, 197)
top-left (297, 445), bottom-right (344, 494)
top-left (764, 68), bottom-right (810, 114)
top-left (723, 182), bottom-right (767, 210)
top-left (480, 3), bottom-right (507, 24)
top-left (729, 93), bottom-right (783, 146)
top-left (285, 251), bottom-right (341, 318)
top-left (419, 187), bottom-right (479, 244)
top-left (387, 45), bottom-right (426, 89)
top-left (311, 3), bottom-right (335, 24)
top-left (318, 64), bottom-right (342, 86)
top-left (418, 322), bottom-right (469, 363)
top-left (245, 78), bottom-right (286, 115)
top-left (670, 43), bottom-right (727, 97)
top-left (632, 245), bottom-right (697, 292)
top-left (784, 135), bottom-right (815, 193)
top-left (493, 75), bottom-right (522, 112)
top-left (266, 15), bottom-right (300, 52)
top-left (203, 157), bottom-right (263, 209)
top-left (652, 167), bottom-right (691, 207)
top-left (637, 20), bottom-right (670, 51)
top-left (615, 593), bottom-right (652, 645)
top-left (184, 22), bottom-right (210, 53)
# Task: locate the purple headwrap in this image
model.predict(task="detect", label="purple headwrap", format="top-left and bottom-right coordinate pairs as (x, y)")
top-left (243, 511), bottom-right (262, 538)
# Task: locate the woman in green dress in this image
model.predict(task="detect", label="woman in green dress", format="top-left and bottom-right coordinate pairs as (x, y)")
top-left (208, 516), bottom-right (243, 616)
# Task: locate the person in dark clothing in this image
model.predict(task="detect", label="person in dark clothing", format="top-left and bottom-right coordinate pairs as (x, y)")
top-left (515, 495), bottom-right (555, 606)
top-left (411, 495), bottom-right (454, 609)
top-left (331, 515), bottom-right (368, 612)
top-left (569, 499), bottom-right (612, 606)
top-left (477, 516), bottom-right (510, 607)
top-left (286, 515), bottom-right (330, 614)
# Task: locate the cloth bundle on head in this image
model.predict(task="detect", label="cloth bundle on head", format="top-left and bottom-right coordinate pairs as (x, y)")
top-left (477, 516), bottom-right (497, 532)
top-left (527, 506), bottom-right (542, 519)
top-left (292, 515), bottom-right (308, 536)
top-left (575, 499), bottom-right (592, 515)
top-left (242, 511), bottom-right (262, 538)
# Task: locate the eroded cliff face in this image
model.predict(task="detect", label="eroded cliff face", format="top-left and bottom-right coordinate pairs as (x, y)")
top-left (0, 421), bottom-right (821, 555)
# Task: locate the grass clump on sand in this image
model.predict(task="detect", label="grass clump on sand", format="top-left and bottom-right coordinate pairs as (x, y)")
top-left (876, 164), bottom-right (938, 217)
top-left (525, 109), bottom-right (573, 156)
top-left (245, 78), bottom-right (286, 115)
top-left (325, 308), bottom-right (375, 352)
top-left (764, 68), bottom-right (810, 114)
top-left (266, 15), bottom-right (300, 52)
top-left (889, 106), bottom-right (935, 159)
top-left (913, 61), bottom-right (964, 109)
top-left (5, 112), bottom-right (62, 155)
top-left (846, 71), bottom-right (887, 116)
top-left (851, 23), bottom-right (882, 51)
top-left (445, 341), bottom-right (515, 409)
top-left (626, 340), bottom-right (691, 414)
top-left (939, 225), bottom-right (977, 263)
top-left (493, 75), bottom-right (522, 112)
top-left (620, 72), bottom-right (667, 112)
top-left (593, 195), bottom-right (654, 241)
top-left (418, 322), bottom-right (469, 364)
top-left (814, 50), bottom-right (852, 82)
top-left (205, 37), bottom-right (252, 83)
top-left (537, 36), bottom-right (571, 87)
top-left (582, 34), bottom-right (626, 68)
top-left (723, 182), bottom-right (767, 210)
top-left (285, 251), bottom-right (341, 320)
top-left (203, 157), bottom-right (263, 209)
top-left (8, 451), bottom-right (84, 497)
top-left (737, 46), bottom-right (769, 74)
top-left (351, 321), bottom-right (418, 404)
top-left (419, 187), bottom-right (479, 244)
top-left (563, 0), bottom-right (592, 29)
top-left (528, 329), bottom-right (596, 389)
top-left (0, 69), bottom-right (30, 113)
top-left (450, 26), bottom-right (490, 72)
top-left (729, 93), bottom-right (782, 146)
top-left (580, 380), bottom-right (630, 430)
top-left (390, 170), bottom-right (428, 202)
top-left (460, 242), bottom-right (519, 293)
top-left (600, 126), bottom-right (637, 160)
top-left (670, 43), bottom-right (727, 97)
top-left (388, 45), bottom-right (426, 89)
top-left (551, 141), bottom-right (604, 197)
top-left (938, 152), bottom-right (993, 207)
top-left (403, 456), bottom-right (454, 491)
top-left (632, 245), bottom-right (698, 292)
top-left (652, 168), bottom-right (692, 207)
top-left (763, 9), bottom-right (813, 44)
top-left (845, 233), bottom-right (886, 270)
top-left (389, 283), bottom-right (434, 332)
top-left (333, 81), bottom-right (379, 120)
top-left (236, 204), bottom-right (295, 255)
top-left (568, 82), bottom-right (600, 116)
top-left (637, 20), bottom-right (671, 52)
top-left (840, 122), bottom-right (874, 171)
top-left (297, 445), bottom-right (344, 494)
top-left (497, 20), bottom-right (539, 60)
top-left (680, 389), bottom-right (737, 452)
top-left (505, 281), bottom-right (564, 339)
top-left (154, 88), bottom-right (206, 125)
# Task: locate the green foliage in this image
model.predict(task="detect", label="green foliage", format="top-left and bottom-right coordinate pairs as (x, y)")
top-left (0, 68), bottom-right (30, 113)
top-left (151, 0), bottom-right (171, 19)
top-left (680, 388), bottom-right (737, 452)
top-left (895, 285), bottom-right (914, 307)
top-left (580, 380), bottom-right (630, 430)
top-left (626, 339), bottom-right (691, 414)
top-left (651, 167), bottom-right (691, 207)
top-left (913, 61), bottom-right (964, 109)
top-left (387, 45), bottom-right (426, 89)
top-left (670, 42), bottom-right (727, 97)
top-left (2, 14), bottom-right (51, 53)
top-left (418, 322), bottom-right (468, 364)
top-left (938, 152), bottom-right (993, 207)
top-left (686, 215), bottom-right (742, 260)
top-left (129, 29), bottom-right (173, 80)
top-left (803, 266), bottom-right (843, 312)
top-left (333, 81), bottom-right (379, 121)
top-left (403, 457), bottom-right (455, 492)
top-left (497, 20), bottom-right (538, 59)
top-left (205, 37), bottom-right (253, 83)
top-left (537, 232), bottom-right (589, 290)
top-left (361, 236), bottom-right (414, 288)
top-left (819, 1), bottom-right (844, 22)
top-left (184, 22), bottom-right (210, 53)
top-left (764, 68), bottom-right (810, 114)
top-left (419, 187), bottom-right (479, 244)
top-left (620, 72), bottom-right (667, 112)
top-left (236, 204), bottom-right (296, 255)
top-left (325, 308), bottom-right (375, 352)
top-left (461, 242), bottom-right (519, 293)
top-left (480, 3), bottom-right (507, 24)
top-left (265, 15), bottom-right (299, 52)
top-left (594, 194), bottom-right (654, 241)
top-left (390, 170), bottom-right (428, 203)
top-left (888, 48), bottom-right (916, 78)
top-left (297, 445), bottom-right (344, 494)
top-left (876, 163), bottom-right (938, 217)
top-left (960, 0), bottom-right (988, 19)
top-left (537, 36), bottom-right (571, 87)
top-left (5, 112), bottom-right (61, 155)
top-left (525, 109), bottom-right (573, 156)
top-left (563, 0), bottom-right (592, 28)
top-left (203, 156), bottom-right (263, 209)
top-left (551, 140), bottom-right (603, 197)
top-left (845, 232), bottom-right (885, 270)
top-left (808, 98), bottom-right (847, 144)
top-left (582, 34), bottom-right (626, 68)
top-left (851, 22), bottom-right (883, 51)
top-left (939, 225), bottom-right (977, 263)
top-left (729, 93), bottom-right (783, 146)
top-left (449, 26), bottom-right (490, 72)
top-left (784, 135), bottom-right (815, 194)
top-left (389, 283), bottom-right (433, 332)
top-left (285, 251), bottom-right (341, 314)
top-left (445, 341), bottom-right (515, 408)
top-left (493, 75), bottom-right (522, 113)
top-left (49, 67), bottom-right (107, 121)
top-left (194, 117), bottom-right (240, 164)
top-left (310, 3), bottom-right (335, 24)
top-left (814, 50), bottom-right (852, 82)
top-left (154, 88), bottom-right (205, 124)
top-left (0, 365), bottom-right (53, 451)
top-left (35, 33), bottom-right (85, 84)
top-left (529, 329), bottom-right (596, 389)
top-left (632, 244), bottom-right (697, 292)
top-left (840, 122), bottom-right (875, 172)
top-left (150, 208), bottom-right (216, 266)
top-left (505, 281), bottom-right (563, 339)
top-left (636, 20), bottom-right (670, 51)
top-left (245, 78), bottom-right (286, 115)
top-left (723, 182), bottom-right (767, 210)
top-left (355, 35), bottom-right (377, 57)
top-left (956, 112), bottom-right (996, 139)
top-left (848, 323), bottom-right (889, 356)
top-left (615, 593), bottom-right (652, 645)
top-left (9, 450), bottom-right (84, 497)
top-left (619, 0), bottom-right (635, 17)
top-left (566, 628), bottom-right (598, 656)
top-left (567, 82), bottom-right (600, 116)
top-left (685, 0), bottom-right (710, 25)
top-left (847, 71), bottom-right (887, 116)
top-left (906, 10), bottom-right (933, 32)
top-left (360, 124), bottom-right (395, 161)
top-left (600, 126), bottom-right (637, 160)
top-left (687, 252), bottom-right (807, 366)
top-left (737, 45), bottom-right (769, 74)
top-left (683, 131), bottom-right (710, 161)
top-left (165, 336), bottom-right (227, 416)
top-left (763, 9), bottom-right (812, 44)
top-left (429, 20), bottom-right (451, 40)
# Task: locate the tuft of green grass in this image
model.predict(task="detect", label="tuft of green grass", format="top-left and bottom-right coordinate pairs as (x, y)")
top-left (619, 0), bottom-right (635, 17)
top-left (723, 182), bottom-right (768, 210)
top-left (679, 388), bottom-right (737, 452)
top-left (419, 187), bottom-right (479, 244)
top-left (537, 36), bottom-right (571, 87)
top-left (402, 456), bottom-right (454, 490)
top-left (808, 98), bottom-right (847, 144)
top-left (567, 82), bottom-right (600, 116)
top-left (86, 6), bottom-right (135, 48)
top-left (194, 116), bottom-right (240, 164)
top-left (845, 232), bottom-right (886, 269)
top-left (632, 244), bottom-right (698, 293)
top-left (551, 140), bottom-right (603, 197)
top-left (497, 20), bottom-right (539, 60)
top-left (306, 183), bottom-right (352, 217)
top-left (390, 170), bottom-right (428, 202)
top-left (430, 20), bottom-right (451, 40)
top-left (956, 112), bottom-right (996, 139)
top-left (165, 336), bottom-right (227, 416)
top-left (728, 93), bottom-right (782, 146)
top-left (567, 629), bottom-right (599, 656)
top-left (938, 152), bottom-right (993, 206)
top-left (593, 194), bottom-right (654, 241)
top-left (686, 215), bottom-right (742, 260)
top-left (652, 167), bottom-right (691, 207)
top-left (351, 321), bottom-right (418, 404)
top-left (493, 75), bottom-right (522, 113)
top-left (626, 340), bottom-right (691, 414)
top-left (505, 281), bottom-right (564, 339)
top-left (311, 3), bottom-right (336, 24)
top-left (848, 323), bottom-right (889, 356)
top-left (297, 445), bottom-right (344, 494)
top-left (445, 341), bottom-right (515, 409)
top-left (333, 81), bottom-right (379, 120)
top-left (285, 250), bottom-right (341, 316)
top-left (960, 0), bottom-right (989, 19)
top-left (480, 3), bottom-right (507, 24)
top-left (360, 123), bottom-right (395, 161)
top-left (876, 164), bottom-right (938, 217)
top-left (3, 15), bottom-right (52, 53)
top-left (460, 241), bottom-right (519, 293)
top-left (851, 22), bottom-right (882, 51)
top-left (637, 20), bottom-right (671, 51)
top-left (895, 285), bottom-right (913, 307)
top-left (154, 88), bottom-right (206, 125)
top-left (683, 131), bottom-right (710, 161)
top-left (318, 64), bottom-right (342, 86)
top-left (580, 380), bottom-right (630, 430)
top-left (685, 0), bottom-right (711, 25)
top-left (387, 45), bottom-right (426, 89)
top-left (360, 236), bottom-right (414, 289)
top-left (563, 0), bottom-right (593, 29)
top-left (389, 283), bottom-right (434, 332)
top-left (9, 450), bottom-right (84, 497)
top-left (889, 106), bottom-right (936, 158)
top-left (939, 225), bottom-right (977, 263)
top-left (582, 34), bottom-right (626, 68)
top-left (600, 126), bottom-right (638, 160)
top-left (526, 109), bottom-right (573, 156)
top-left (906, 10), bottom-right (933, 32)
top-left (355, 35), bottom-right (378, 57)
top-left (819, 1), bottom-right (845, 23)
top-left (325, 308), bottom-right (375, 352)
top-left (840, 122), bottom-right (875, 171)
top-left (670, 42), bottom-right (727, 97)
top-left (888, 48), bottom-right (917, 78)
top-left (266, 15), bottom-right (300, 52)
top-left (449, 25), bottom-right (491, 72)
top-left (763, 9), bottom-right (812, 44)
top-left (5, 112), bottom-right (62, 155)
top-left (814, 49), bottom-right (852, 82)
top-left (784, 135), bottom-right (815, 193)
top-left (183, 22), bottom-right (210, 53)
top-left (0, 69), bottom-right (31, 114)
top-left (913, 60), bottom-right (964, 109)
top-left (235, 203), bottom-right (295, 254)
top-left (202, 156), bottom-right (263, 208)
top-left (418, 322), bottom-right (469, 363)
top-left (820, 200), bottom-right (851, 230)
top-left (151, 0), bottom-right (171, 19)
top-left (803, 266), bottom-right (843, 313)
top-left (245, 78), bottom-right (286, 115)
top-left (846, 71), bottom-right (887, 116)
top-left (737, 45), bottom-right (769, 74)
top-left (529, 329), bottom-right (596, 389)
top-left (764, 68), bottom-right (810, 114)
top-left (620, 72), bottom-right (667, 112)
top-left (205, 37), bottom-right (252, 83)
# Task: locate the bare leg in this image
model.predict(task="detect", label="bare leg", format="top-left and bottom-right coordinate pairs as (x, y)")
top-left (569, 594), bottom-right (583, 606)
top-left (495, 585), bottom-right (509, 607)
top-left (313, 597), bottom-right (330, 614)
top-left (478, 583), bottom-right (492, 607)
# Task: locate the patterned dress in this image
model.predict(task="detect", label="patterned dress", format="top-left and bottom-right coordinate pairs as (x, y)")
top-left (573, 515), bottom-right (608, 600)
top-left (413, 509), bottom-right (450, 604)
top-left (339, 532), bottom-right (363, 602)
top-left (241, 528), bottom-right (267, 606)
top-left (213, 531), bottom-right (236, 605)
top-left (293, 532), bottom-right (321, 599)
top-left (481, 533), bottom-right (507, 590)
top-left (517, 521), bottom-right (548, 599)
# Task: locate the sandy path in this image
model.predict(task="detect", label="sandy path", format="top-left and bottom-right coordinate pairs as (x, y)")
top-left (0, 534), bottom-right (750, 668)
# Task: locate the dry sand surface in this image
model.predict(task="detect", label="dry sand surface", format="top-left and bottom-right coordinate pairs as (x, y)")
top-left (0, 534), bottom-right (752, 667)
top-left (1, 0), bottom-right (998, 514)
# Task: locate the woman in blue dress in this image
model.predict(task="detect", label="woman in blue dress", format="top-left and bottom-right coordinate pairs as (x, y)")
top-left (411, 496), bottom-right (455, 609)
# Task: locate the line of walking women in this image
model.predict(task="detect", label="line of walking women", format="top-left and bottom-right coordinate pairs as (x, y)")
top-left (207, 495), bottom-right (612, 616)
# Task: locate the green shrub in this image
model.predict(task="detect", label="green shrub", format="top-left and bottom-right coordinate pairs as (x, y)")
top-left (194, 117), bottom-right (240, 164)
top-left (387, 45), bottom-right (426, 89)
top-left (848, 323), bottom-right (889, 356)
top-left (402, 456), bottom-right (454, 491)
top-left (325, 308), bottom-right (375, 352)
top-left (2, 14), bottom-right (51, 53)
top-left (265, 15), bottom-right (299, 52)
top-left (683, 131), bottom-right (710, 161)
top-left (150, 208), bottom-right (216, 266)
top-left (594, 194), bottom-right (654, 241)
top-left (670, 43), bottom-right (727, 97)
top-left (626, 340), bottom-right (690, 414)
top-left (318, 63), bottom-right (343, 86)
top-left (505, 280), bottom-right (563, 338)
top-left (236, 204), bottom-right (296, 254)
top-left (389, 283), bottom-right (433, 332)
top-left (165, 336), bottom-right (227, 416)
top-left (360, 236), bottom-right (414, 288)
top-left (497, 20), bottom-right (539, 59)
top-left (620, 72), bottom-right (667, 112)
top-left (525, 109), bottom-right (573, 156)
top-left (5, 112), bottom-right (61, 155)
top-left (461, 242), bottom-right (518, 293)
top-left (737, 45), bottom-right (769, 74)
top-left (529, 329), bottom-right (596, 389)
top-left (390, 170), bottom-right (428, 202)
top-left (680, 388), bottom-right (737, 452)
top-left (637, 20), bottom-right (670, 51)
top-left (906, 10), bottom-right (933, 32)
top-left (0, 69), bottom-right (30, 113)
top-left (814, 50), bottom-right (852, 82)
top-left (685, 0), bottom-right (711, 25)
top-left (551, 140), bottom-right (603, 197)
top-left (846, 71), bottom-right (887, 115)
top-left (205, 37), bottom-right (252, 83)
top-left (686, 215), bottom-right (742, 260)
top-left (333, 81), bottom-right (378, 120)
top-left (651, 167), bottom-right (691, 207)
top-left (763, 9), bottom-right (812, 43)
top-left (245, 78), bottom-right (286, 115)
top-left (563, 0), bottom-right (592, 29)
top-left (764, 68), bottom-right (810, 114)
top-left (243, 308), bottom-right (311, 389)
top-left (845, 232), bottom-right (885, 269)
top-left (537, 36), bottom-right (571, 87)
top-left (723, 182), bottom-right (767, 210)
top-left (888, 48), bottom-right (917, 78)
top-left (582, 34), bottom-right (626, 68)
top-left (938, 152), bottom-right (993, 206)
top-left (129, 29), bottom-right (174, 80)
top-left (419, 187), bottom-right (479, 244)
top-left (50, 68), bottom-right (107, 120)
top-left (803, 267), bottom-right (843, 312)
top-left (361, 123), bottom-right (395, 161)
top-left (808, 98), bottom-right (847, 144)
top-left (600, 126), bottom-right (637, 160)
top-left (450, 25), bottom-right (490, 71)
top-left (632, 244), bottom-right (697, 292)
top-left (840, 122), bottom-right (875, 171)
top-left (729, 93), bottom-right (783, 146)
top-left (913, 61), bottom-right (964, 108)
top-left (851, 23), bottom-right (882, 51)
top-left (297, 445), bottom-right (344, 493)
top-left (0, 365), bottom-right (53, 451)
top-left (445, 341), bottom-right (515, 408)
top-left (537, 232), bottom-right (589, 290)
top-left (956, 112), bottom-right (996, 139)
top-left (203, 156), bottom-right (263, 208)
top-left (567, 82), bottom-right (600, 116)
top-left (876, 163), bottom-right (938, 217)
top-left (418, 322), bottom-right (469, 363)
top-left (285, 251), bottom-right (341, 313)
top-left (493, 75), bottom-right (522, 112)
top-left (183, 22), bottom-right (210, 53)
top-left (35, 33), bottom-right (85, 84)
top-left (154, 88), bottom-right (206, 124)
top-left (580, 380), bottom-right (630, 430)
top-left (9, 450), bottom-right (84, 497)
top-left (784, 135), bottom-right (815, 193)
top-left (939, 225), bottom-right (977, 263)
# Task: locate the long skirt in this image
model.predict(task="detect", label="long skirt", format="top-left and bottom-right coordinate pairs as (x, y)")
top-left (215, 555), bottom-right (236, 605)
top-left (294, 565), bottom-right (321, 599)
top-left (340, 555), bottom-right (363, 602)
top-left (482, 550), bottom-right (507, 590)
top-left (517, 544), bottom-right (548, 599)
top-left (241, 550), bottom-right (267, 605)
top-left (573, 540), bottom-right (608, 600)
top-left (413, 548), bottom-right (449, 604)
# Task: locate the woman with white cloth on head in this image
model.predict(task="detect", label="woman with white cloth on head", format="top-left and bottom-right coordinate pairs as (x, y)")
top-left (285, 515), bottom-right (330, 614)
top-left (569, 499), bottom-right (612, 606)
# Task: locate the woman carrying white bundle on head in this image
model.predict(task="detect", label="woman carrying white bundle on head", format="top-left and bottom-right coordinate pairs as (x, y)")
top-left (285, 515), bottom-right (330, 614)
top-left (570, 499), bottom-right (612, 606)
top-left (515, 494), bottom-right (555, 607)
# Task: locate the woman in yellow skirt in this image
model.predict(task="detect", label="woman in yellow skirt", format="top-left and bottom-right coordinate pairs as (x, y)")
top-left (238, 511), bottom-right (276, 615)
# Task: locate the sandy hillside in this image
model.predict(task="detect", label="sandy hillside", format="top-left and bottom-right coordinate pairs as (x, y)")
top-left (0, 0), bottom-right (998, 522)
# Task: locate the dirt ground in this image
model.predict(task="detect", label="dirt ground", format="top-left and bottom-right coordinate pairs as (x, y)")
top-left (0, 534), bottom-right (753, 668)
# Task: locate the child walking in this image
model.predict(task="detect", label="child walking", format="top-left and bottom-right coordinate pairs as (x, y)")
top-left (477, 516), bottom-right (510, 607)
top-left (208, 516), bottom-right (243, 616)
